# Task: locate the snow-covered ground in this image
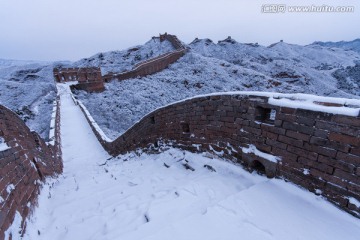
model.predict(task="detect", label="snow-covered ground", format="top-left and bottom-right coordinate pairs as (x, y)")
top-left (19, 84), bottom-right (360, 240)
top-left (75, 37), bottom-right (360, 139)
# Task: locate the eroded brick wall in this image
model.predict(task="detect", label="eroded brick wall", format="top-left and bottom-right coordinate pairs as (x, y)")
top-left (78, 94), bottom-right (360, 217)
top-left (53, 67), bottom-right (105, 92)
top-left (0, 104), bottom-right (62, 239)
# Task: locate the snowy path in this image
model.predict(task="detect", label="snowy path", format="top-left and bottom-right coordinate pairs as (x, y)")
top-left (23, 84), bottom-right (360, 240)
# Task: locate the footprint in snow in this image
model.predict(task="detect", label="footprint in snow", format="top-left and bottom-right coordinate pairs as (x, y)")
top-left (128, 182), bottom-right (138, 187)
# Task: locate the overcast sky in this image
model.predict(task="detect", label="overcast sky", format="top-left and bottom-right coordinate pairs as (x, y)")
top-left (0, 0), bottom-right (359, 61)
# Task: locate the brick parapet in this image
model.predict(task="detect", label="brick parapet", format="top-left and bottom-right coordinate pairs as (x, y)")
top-left (76, 93), bottom-right (360, 218)
top-left (0, 103), bottom-right (62, 239)
top-left (102, 49), bottom-right (186, 82)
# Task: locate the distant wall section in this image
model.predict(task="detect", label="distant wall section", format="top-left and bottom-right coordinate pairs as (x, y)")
top-left (103, 33), bottom-right (187, 82)
top-left (53, 67), bottom-right (105, 92)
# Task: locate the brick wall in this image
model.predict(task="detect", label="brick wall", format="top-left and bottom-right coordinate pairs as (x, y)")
top-left (78, 93), bottom-right (360, 218)
top-left (53, 67), bottom-right (105, 92)
top-left (103, 50), bottom-right (186, 82)
top-left (0, 103), bottom-right (62, 239)
top-left (103, 33), bottom-right (187, 82)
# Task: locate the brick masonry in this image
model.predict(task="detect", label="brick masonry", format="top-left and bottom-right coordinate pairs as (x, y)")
top-left (53, 67), bottom-right (105, 92)
top-left (0, 102), bottom-right (62, 239)
top-left (77, 93), bottom-right (360, 218)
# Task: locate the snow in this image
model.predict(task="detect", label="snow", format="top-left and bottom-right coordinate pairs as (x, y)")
top-left (209, 145), bottom-right (224, 156)
top-left (0, 60), bottom-right (58, 140)
top-left (23, 85), bottom-right (360, 240)
top-left (312, 39), bottom-right (360, 54)
top-left (47, 100), bottom-right (58, 145)
top-left (0, 137), bottom-right (10, 151)
top-left (268, 95), bottom-right (360, 116)
top-left (348, 197), bottom-right (360, 208)
top-left (316, 189), bottom-right (323, 195)
top-left (78, 101), bottom-right (112, 142)
top-left (4, 211), bottom-right (23, 240)
top-left (303, 169), bottom-right (310, 175)
top-left (75, 38), bottom-right (360, 139)
top-left (72, 38), bottom-right (175, 75)
top-left (6, 184), bottom-right (15, 194)
top-left (241, 144), bottom-right (280, 163)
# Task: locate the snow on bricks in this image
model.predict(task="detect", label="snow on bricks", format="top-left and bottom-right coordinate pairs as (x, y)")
top-left (79, 93), bottom-right (360, 218)
top-left (0, 104), bottom-right (62, 239)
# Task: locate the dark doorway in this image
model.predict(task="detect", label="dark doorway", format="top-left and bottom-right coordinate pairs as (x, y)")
top-left (252, 160), bottom-right (266, 175)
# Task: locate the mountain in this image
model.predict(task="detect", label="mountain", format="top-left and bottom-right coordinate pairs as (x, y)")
top-left (312, 39), bottom-right (360, 54)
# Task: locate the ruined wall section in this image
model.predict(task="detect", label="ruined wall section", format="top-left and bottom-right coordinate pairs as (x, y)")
top-left (53, 67), bottom-right (105, 92)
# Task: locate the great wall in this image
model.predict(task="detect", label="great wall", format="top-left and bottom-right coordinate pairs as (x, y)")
top-left (0, 100), bottom-right (62, 239)
top-left (53, 33), bottom-right (187, 92)
top-left (0, 33), bottom-right (360, 239)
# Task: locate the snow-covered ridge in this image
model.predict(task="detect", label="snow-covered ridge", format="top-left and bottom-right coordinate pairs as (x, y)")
top-left (312, 39), bottom-right (360, 54)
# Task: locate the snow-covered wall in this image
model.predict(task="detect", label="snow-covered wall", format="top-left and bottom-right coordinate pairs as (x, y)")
top-left (77, 92), bottom-right (360, 218)
top-left (102, 33), bottom-right (187, 82)
top-left (0, 104), bottom-right (62, 239)
top-left (102, 50), bottom-right (186, 82)
top-left (53, 67), bottom-right (105, 93)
